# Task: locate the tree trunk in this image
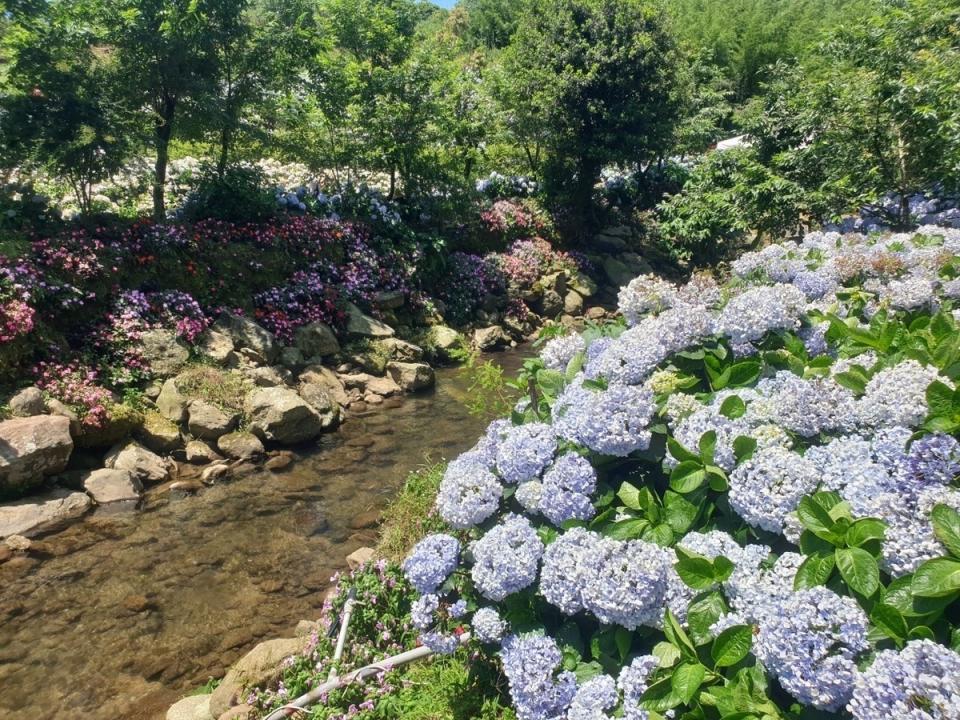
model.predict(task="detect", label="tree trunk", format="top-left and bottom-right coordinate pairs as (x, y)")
top-left (217, 124), bottom-right (232, 179)
top-left (153, 95), bottom-right (176, 222)
top-left (896, 127), bottom-right (911, 228)
top-left (573, 155), bottom-right (599, 228)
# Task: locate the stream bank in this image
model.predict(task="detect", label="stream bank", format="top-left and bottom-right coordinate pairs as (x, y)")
top-left (0, 351), bottom-right (529, 720)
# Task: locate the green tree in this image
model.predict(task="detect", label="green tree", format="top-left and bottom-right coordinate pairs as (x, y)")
top-left (0, 0), bottom-right (133, 213)
top-left (106, 0), bottom-right (243, 220)
top-left (750, 0), bottom-right (960, 226)
top-left (500, 0), bottom-right (681, 224)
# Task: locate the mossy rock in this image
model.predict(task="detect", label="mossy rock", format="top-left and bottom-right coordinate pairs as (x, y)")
top-left (135, 410), bottom-right (183, 454)
top-left (74, 402), bottom-right (145, 449)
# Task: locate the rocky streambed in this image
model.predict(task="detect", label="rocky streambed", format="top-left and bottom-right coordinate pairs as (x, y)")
top-left (0, 353), bottom-right (528, 720)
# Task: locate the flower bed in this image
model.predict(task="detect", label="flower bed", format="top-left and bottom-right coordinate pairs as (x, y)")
top-left (399, 224), bottom-right (960, 719)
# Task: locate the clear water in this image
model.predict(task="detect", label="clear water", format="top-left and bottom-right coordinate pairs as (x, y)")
top-left (0, 352), bottom-right (527, 720)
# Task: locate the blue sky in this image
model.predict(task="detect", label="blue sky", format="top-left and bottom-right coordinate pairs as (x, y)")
top-left (433, 0), bottom-right (458, 7)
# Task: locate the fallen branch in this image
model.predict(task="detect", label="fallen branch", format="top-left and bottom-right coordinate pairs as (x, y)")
top-left (263, 632), bottom-right (472, 720)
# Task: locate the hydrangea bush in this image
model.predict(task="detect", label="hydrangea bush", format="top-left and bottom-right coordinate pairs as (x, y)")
top-left (403, 224), bottom-right (960, 719)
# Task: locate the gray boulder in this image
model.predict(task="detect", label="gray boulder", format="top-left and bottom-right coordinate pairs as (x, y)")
top-left (279, 346), bottom-right (306, 371)
top-left (0, 415), bottom-right (73, 494)
top-left (136, 412), bottom-right (183, 454)
top-left (187, 400), bottom-right (238, 440)
top-left (386, 362), bottom-right (435, 392)
top-left (0, 489), bottom-right (91, 539)
top-left (379, 338), bottom-right (424, 362)
top-left (156, 377), bottom-right (189, 424)
top-left (299, 365), bottom-right (350, 406)
top-left (209, 637), bottom-right (307, 718)
top-left (212, 313), bottom-right (278, 363)
top-left (564, 291), bottom-right (584, 315)
top-left (295, 322), bottom-right (341, 358)
top-left (8, 387), bottom-right (46, 417)
top-left (473, 325), bottom-right (509, 351)
top-left (341, 373), bottom-right (401, 398)
top-left (345, 302), bottom-right (395, 339)
top-left (197, 330), bottom-right (235, 365)
top-left (244, 387), bottom-right (325, 444)
top-left (140, 328), bottom-right (191, 377)
top-left (104, 441), bottom-right (171, 484)
top-left (82, 468), bottom-right (142, 504)
top-left (166, 694), bottom-right (213, 720)
top-left (186, 440), bottom-right (224, 465)
top-left (217, 432), bottom-right (265, 460)
top-left (373, 289), bottom-right (405, 310)
top-left (297, 383), bottom-right (341, 429)
top-left (534, 289), bottom-right (564, 317)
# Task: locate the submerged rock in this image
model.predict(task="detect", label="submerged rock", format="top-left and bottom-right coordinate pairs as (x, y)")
top-left (0, 415), bottom-right (73, 494)
top-left (0, 489), bottom-right (91, 539)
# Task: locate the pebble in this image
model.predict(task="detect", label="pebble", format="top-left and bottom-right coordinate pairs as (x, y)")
top-left (122, 594), bottom-right (152, 613)
top-left (264, 453), bottom-right (293, 471)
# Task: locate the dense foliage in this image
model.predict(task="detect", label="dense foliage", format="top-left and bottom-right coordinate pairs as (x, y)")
top-left (402, 222), bottom-right (960, 719)
top-left (7, 0), bottom-right (939, 234)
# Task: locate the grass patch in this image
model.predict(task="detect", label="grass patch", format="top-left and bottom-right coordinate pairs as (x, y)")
top-left (377, 462), bottom-right (449, 564)
top-left (174, 366), bottom-right (251, 414)
top-left (188, 677), bottom-right (220, 696)
top-left (375, 652), bottom-right (516, 720)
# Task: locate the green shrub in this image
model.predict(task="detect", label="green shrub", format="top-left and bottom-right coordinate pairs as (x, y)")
top-left (178, 164), bottom-right (277, 224)
top-left (655, 148), bottom-right (809, 266)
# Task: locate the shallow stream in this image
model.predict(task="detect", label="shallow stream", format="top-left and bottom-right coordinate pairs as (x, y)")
top-left (0, 352), bottom-right (527, 720)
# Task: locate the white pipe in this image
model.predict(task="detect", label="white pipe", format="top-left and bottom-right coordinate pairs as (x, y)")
top-left (263, 632), bottom-right (472, 720)
top-left (327, 597), bottom-right (356, 682)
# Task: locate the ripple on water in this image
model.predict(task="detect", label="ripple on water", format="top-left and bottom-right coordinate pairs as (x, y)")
top-left (0, 351), bottom-right (529, 720)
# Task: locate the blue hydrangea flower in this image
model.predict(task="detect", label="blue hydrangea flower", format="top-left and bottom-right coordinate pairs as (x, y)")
top-left (435, 457), bottom-right (502, 529)
top-left (848, 639), bottom-right (960, 719)
top-left (471, 514), bottom-right (544, 601)
top-left (403, 534), bottom-right (460, 594)
top-left (500, 634), bottom-right (578, 720)
top-left (472, 607), bottom-right (507, 643)
top-left (514, 480), bottom-right (543, 514)
top-left (618, 655), bottom-right (660, 720)
top-left (539, 527), bottom-right (669, 629)
top-left (448, 599), bottom-right (468, 619)
top-left (568, 674), bottom-right (617, 720)
top-left (717, 284), bottom-right (806, 345)
top-left (495, 423), bottom-right (557, 484)
top-left (755, 586), bottom-right (869, 711)
top-left (857, 360), bottom-right (943, 428)
top-left (618, 274), bottom-right (678, 325)
top-left (540, 333), bottom-right (586, 371)
top-left (411, 593), bottom-right (439, 630)
top-left (729, 446), bottom-right (819, 534)
top-left (875, 486), bottom-right (960, 576)
top-left (553, 377), bottom-right (655, 457)
top-left (901, 432), bottom-right (960, 487)
top-left (420, 630), bottom-right (459, 655)
top-left (539, 453), bottom-right (597, 526)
